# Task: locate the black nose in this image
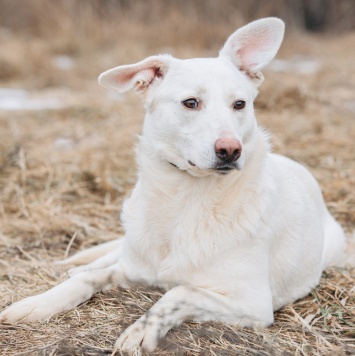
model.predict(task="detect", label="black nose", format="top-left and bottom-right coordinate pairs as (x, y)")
top-left (214, 138), bottom-right (242, 163)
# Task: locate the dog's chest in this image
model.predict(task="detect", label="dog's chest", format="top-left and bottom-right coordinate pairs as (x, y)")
top-left (122, 180), bottom-right (256, 286)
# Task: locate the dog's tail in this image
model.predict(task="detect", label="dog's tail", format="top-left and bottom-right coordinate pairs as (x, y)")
top-left (55, 239), bottom-right (123, 266)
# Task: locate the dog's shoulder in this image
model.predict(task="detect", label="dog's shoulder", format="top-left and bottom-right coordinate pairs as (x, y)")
top-left (268, 153), bottom-right (318, 185)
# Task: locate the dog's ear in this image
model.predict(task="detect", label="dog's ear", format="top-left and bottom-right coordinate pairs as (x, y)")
top-left (219, 18), bottom-right (284, 85)
top-left (98, 55), bottom-right (170, 95)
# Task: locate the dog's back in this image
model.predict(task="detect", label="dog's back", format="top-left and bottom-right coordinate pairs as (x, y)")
top-left (263, 153), bottom-right (345, 309)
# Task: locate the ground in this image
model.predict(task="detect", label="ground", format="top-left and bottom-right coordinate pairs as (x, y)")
top-left (0, 27), bottom-right (354, 355)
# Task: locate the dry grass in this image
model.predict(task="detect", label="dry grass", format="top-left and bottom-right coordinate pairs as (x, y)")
top-left (0, 3), bottom-right (355, 355)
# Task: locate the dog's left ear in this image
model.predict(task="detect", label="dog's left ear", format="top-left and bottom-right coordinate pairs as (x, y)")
top-left (98, 55), bottom-right (171, 96)
top-left (219, 17), bottom-right (285, 86)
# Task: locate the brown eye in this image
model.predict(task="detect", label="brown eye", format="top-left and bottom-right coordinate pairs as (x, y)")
top-left (182, 98), bottom-right (199, 109)
top-left (233, 100), bottom-right (246, 110)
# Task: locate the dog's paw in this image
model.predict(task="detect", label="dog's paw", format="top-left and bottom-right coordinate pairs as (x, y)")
top-left (114, 315), bottom-right (160, 355)
top-left (0, 295), bottom-right (56, 323)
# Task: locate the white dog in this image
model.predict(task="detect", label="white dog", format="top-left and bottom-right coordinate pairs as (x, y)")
top-left (0, 18), bottom-right (345, 355)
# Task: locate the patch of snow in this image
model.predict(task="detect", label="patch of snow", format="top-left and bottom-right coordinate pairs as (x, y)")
top-left (0, 88), bottom-right (68, 111)
top-left (267, 56), bottom-right (321, 74)
top-left (52, 55), bottom-right (75, 71)
top-left (107, 91), bottom-right (124, 102)
top-left (53, 137), bottom-right (75, 150)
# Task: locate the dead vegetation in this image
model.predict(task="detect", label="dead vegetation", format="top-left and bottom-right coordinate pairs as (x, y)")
top-left (0, 1), bottom-right (354, 355)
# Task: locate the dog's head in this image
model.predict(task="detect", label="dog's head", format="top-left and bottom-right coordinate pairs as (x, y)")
top-left (99, 18), bottom-right (284, 177)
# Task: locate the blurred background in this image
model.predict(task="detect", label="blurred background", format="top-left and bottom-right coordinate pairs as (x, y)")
top-left (0, 0), bottom-right (355, 89)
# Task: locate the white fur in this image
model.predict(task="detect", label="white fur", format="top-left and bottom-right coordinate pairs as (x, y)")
top-left (0, 18), bottom-right (345, 355)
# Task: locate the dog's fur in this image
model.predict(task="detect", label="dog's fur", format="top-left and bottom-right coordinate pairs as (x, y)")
top-left (0, 18), bottom-right (345, 355)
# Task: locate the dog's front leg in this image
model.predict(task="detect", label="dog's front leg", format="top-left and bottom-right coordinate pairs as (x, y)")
top-left (67, 249), bottom-right (122, 276)
top-left (115, 284), bottom-right (273, 355)
top-left (0, 263), bottom-right (128, 323)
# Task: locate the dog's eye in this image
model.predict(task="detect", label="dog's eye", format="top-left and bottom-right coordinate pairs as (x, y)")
top-left (182, 98), bottom-right (199, 109)
top-left (233, 100), bottom-right (246, 110)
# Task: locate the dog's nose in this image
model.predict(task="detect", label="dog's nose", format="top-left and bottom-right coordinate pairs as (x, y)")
top-left (214, 138), bottom-right (242, 162)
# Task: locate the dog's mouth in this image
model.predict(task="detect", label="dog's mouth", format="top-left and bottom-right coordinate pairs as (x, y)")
top-left (190, 160), bottom-right (240, 176)
top-left (169, 160), bottom-right (239, 176)
top-left (213, 164), bottom-right (239, 175)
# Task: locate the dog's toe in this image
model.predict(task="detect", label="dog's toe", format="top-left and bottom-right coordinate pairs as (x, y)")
top-left (115, 315), bottom-right (159, 355)
top-left (115, 325), bottom-right (144, 355)
top-left (0, 304), bottom-right (34, 323)
top-left (0, 296), bottom-right (56, 323)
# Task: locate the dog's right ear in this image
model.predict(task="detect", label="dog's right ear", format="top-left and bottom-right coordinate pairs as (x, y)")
top-left (98, 55), bottom-right (171, 95)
